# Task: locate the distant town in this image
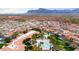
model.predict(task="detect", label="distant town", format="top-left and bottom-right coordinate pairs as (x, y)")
top-left (0, 8), bottom-right (79, 51)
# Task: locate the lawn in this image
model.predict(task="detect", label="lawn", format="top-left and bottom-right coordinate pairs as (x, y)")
top-left (0, 44), bottom-right (4, 49)
top-left (48, 34), bottom-right (76, 51)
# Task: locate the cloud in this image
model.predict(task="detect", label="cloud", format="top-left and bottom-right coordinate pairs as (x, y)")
top-left (0, 8), bottom-right (39, 14)
top-left (0, 8), bottom-right (27, 14)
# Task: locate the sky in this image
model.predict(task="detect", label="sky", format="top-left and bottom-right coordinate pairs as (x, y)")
top-left (0, 8), bottom-right (29, 14)
top-left (0, 0), bottom-right (78, 14)
top-left (0, 8), bottom-right (41, 14)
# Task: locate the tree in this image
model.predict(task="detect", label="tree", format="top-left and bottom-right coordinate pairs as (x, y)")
top-left (32, 34), bottom-right (38, 40)
top-left (23, 39), bottom-right (33, 51)
top-left (11, 32), bottom-right (19, 39)
top-left (39, 32), bottom-right (44, 39)
top-left (32, 45), bottom-right (39, 51)
top-left (0, 44), bottom-right (4, 49)
top-left (4, 37), bottom-right (12, 43)
top-left (22, 29), bottom-right (28, 34)
top-left (64, 46), bottom-right (75, 51)
top-left (23, 38), bottom-right (30, 45)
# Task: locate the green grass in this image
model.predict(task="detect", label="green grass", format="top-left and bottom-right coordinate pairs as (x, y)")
top-left (48, 34), bottom-right (76, 51)
top-left (0, 44), bottom-right (4, 49)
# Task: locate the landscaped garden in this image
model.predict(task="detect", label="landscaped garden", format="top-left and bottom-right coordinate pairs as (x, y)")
top-left (48, 34), bottom-right (76, 51)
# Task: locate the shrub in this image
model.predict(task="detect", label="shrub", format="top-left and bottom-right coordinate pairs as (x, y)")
top-left (0, 44), bottom-right (4, 49)
top-left (4, 37), bottom-right (12, 43)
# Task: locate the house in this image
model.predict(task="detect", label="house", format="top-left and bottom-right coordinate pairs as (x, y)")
top-left (1, 30), bottom-right (39, 51)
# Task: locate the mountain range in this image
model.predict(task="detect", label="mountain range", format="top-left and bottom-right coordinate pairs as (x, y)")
top-left (26, 8), bottom-right (79, 15)
top-left (1, 8), bottom-right (79, 16)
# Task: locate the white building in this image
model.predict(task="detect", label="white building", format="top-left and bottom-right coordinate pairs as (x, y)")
top-left (36, 38), bottom-right (53, 50)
